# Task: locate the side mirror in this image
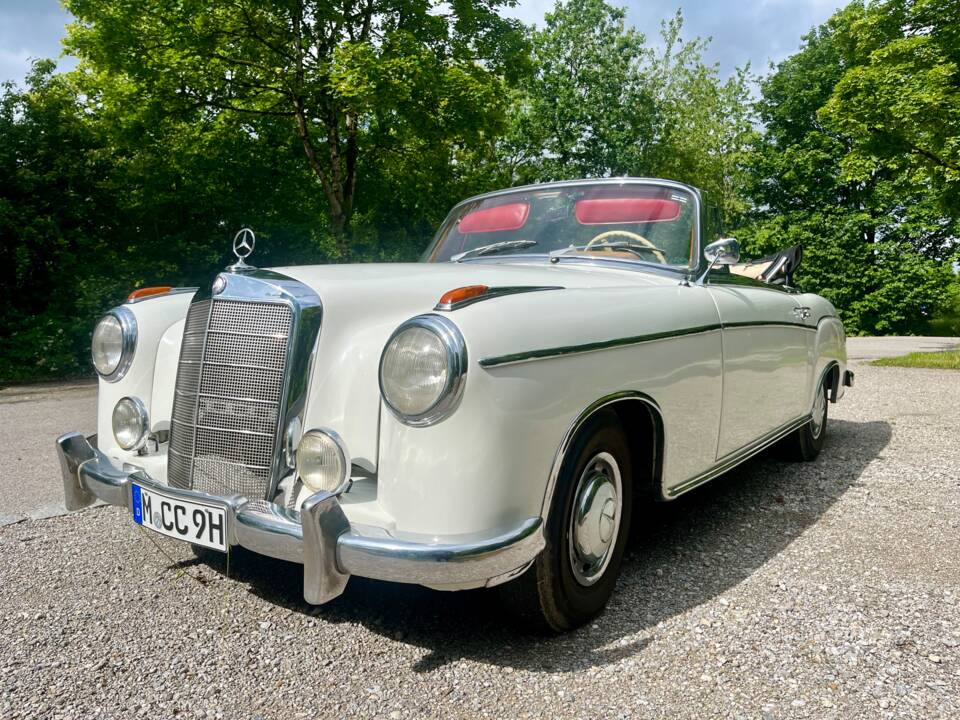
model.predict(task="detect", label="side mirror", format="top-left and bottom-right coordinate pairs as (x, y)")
top-left (696, 238), bottom-right (740, 284)
top-left (704, 237), bottom-right (740, 265)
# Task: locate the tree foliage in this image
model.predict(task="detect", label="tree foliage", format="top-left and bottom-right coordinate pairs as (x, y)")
top-left (499, 0), bottom-right (658, 181)
top-left (64, 0), bottom-right (525, 251)
top-left (501, 2), bottom-right (756, 224)
top-left (0, 63), bottom-right (329, 381)
top-left (736, 2), bottom-right (958, 335)
top-left (820, 0), bottom-right (960, 225)
top-left (1, 0), bottom-right (959, 383)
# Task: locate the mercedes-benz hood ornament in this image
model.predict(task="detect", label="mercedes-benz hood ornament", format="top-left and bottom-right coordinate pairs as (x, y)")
top-left (228, 227), bottom-right (256, 272)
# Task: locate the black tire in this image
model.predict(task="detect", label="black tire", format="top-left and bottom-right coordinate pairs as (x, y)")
top-left (779, 376), bottom-right (829, 462)
top-left (499, 409), bottom-right (633, 632)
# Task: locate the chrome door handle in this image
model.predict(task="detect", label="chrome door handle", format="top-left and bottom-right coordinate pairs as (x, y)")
top-left (792, 307), bottom-right (811, 320)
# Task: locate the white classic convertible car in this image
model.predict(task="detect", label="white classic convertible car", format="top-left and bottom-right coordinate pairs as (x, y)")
top-left (57, 178), bottom-right (852, 631)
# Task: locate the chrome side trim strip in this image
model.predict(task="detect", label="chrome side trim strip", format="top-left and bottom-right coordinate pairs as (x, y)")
top-left (479, 320), bottom-right (817, 368)
top-left (666, 414), bottom-right (811, 498)
top-left (480, 324), bottom-right (722, 368)
top-left (723, 320), bottom-right (815, 331)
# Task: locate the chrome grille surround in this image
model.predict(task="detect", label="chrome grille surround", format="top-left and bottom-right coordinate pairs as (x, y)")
top-left (167, 270), bottom-right (322, 501)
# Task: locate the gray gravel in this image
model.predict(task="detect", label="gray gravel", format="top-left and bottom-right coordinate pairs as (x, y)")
top-left (1, 362), bottom-right (959, 719)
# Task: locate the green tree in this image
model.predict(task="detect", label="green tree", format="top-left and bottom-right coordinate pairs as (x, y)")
top-left (64, 0), bottom-right (525, 253)
top-left (645, 13), bottom-right (757, 225)
top-left (0, 62), bottom-right (332, 384)
top-left (737, 7), bottom-right (955, 335)
top-left (501, 2), bottom-right (755, 227)
top-left (0, 63), bottom-right (122, 380)
top-left (820, 0), bottom-right (960, 229)
top-left (499, 0), bottom-right (658, 181)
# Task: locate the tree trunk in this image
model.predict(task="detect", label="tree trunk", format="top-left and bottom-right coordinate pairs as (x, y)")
top-left (291, 1), bottom-right (351, 258)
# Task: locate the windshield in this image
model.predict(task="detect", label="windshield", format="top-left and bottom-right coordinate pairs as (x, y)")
top-left (422, 181), bottom-right (698, 266)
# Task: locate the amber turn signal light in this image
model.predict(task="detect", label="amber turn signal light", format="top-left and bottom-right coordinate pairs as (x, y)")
top-left (438, 285), bottom-right (488, 307)
top-left (127, 286), bottom-right (173, 302)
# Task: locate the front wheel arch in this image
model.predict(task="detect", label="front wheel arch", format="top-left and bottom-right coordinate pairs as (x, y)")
top-left (502, 408), bottom-right (635, 631)
top-left (542, 391), bottom-right (665, 520)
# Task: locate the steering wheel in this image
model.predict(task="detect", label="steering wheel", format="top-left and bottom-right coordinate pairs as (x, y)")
top-left (584, 230), bottom-right (668, 264)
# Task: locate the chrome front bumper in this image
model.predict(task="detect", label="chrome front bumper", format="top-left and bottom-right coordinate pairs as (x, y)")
top-left (56, 432), bottom-right (544, 604)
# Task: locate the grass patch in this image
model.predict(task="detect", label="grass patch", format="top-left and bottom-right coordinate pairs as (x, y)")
top-left (872, 348), bottom-right (960, 369)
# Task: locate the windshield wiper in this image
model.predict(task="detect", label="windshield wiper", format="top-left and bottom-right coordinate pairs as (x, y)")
top-left (451, 240), bottom-right (538, 262)
top-left (550, 242), bottom-right (663, 259)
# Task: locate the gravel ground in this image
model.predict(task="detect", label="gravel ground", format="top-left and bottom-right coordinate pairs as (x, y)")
top-left (1, 362), bottom-right (959, 719)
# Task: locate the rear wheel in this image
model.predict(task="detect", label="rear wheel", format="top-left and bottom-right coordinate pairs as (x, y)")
top-left (500, 410), bottom-right (633, 632)
top-left (780, 375), bottom-right (829, 461)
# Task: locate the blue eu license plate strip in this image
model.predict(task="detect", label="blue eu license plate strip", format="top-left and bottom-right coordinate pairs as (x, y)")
top-left (132, 484), bottom-right (144, 524)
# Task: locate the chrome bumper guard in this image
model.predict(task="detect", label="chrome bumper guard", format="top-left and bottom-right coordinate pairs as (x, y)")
top-left (56, 432), bottom-right (544, 604)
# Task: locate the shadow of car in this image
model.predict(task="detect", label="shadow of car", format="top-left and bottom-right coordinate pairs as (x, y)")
top-left (177, 417), bottom-right (890, 673)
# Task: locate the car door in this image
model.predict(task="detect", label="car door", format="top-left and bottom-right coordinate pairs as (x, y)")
top-left (707, 274), bottom-right (811, 459)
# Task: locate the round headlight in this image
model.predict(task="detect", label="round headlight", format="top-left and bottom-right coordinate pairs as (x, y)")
top-left (379, 315), bottom-right (467, 426)
top-left (112, 396), bottom-right (149, 450)
top-left (92, 307), bottom-right (137, 381)
top-left (296, 429), bottom-right (350, 494)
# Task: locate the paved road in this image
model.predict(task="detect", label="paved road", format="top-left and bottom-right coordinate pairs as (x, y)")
top-left (0, 381), bottom-right (96, 526)
top-left (846, 335), bottom-right (959, 360)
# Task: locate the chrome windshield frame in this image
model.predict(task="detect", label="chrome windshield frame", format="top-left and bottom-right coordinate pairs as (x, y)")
top-left (423, 177), bottom-right (704, 274)
top-left (453, 253), bottom-right (694, 280)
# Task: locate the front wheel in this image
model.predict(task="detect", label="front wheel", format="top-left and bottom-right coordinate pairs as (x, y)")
top-left (780, 376), bottom-right (829, 461)
top-left (499, 410), bottom-right (633, 632)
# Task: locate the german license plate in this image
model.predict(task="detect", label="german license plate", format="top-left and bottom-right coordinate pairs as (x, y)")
top-left (131, 483), bottom-right (227, 552)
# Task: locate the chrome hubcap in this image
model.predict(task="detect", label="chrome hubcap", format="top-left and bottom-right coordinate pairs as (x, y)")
top-left (811, 385), bottom-right (827, 439)
top-left (568, 452), bottom-right (622, 586)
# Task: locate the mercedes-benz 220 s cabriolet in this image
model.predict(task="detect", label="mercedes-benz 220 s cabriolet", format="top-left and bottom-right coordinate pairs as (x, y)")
top-left (57, 178), bottom-right (852, 631)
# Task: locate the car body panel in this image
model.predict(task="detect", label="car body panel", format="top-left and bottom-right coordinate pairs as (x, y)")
top-left (706, 281), bottom-right (811, 457)
top-left (275, 261), bottom-right (670, 477)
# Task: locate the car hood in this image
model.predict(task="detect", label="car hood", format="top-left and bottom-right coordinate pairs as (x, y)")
top-left (274, 260), bottom-right (676, 300)
top-left (269, 260), bottom-right (676, 471)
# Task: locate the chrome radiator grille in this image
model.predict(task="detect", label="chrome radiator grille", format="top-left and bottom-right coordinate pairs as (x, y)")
top-left (168, 298), bottom-right (293, 499)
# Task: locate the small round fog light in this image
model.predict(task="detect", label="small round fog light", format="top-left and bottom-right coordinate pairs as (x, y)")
top-left (112, 396), bottom-right (149, 450)
top-left (296, 429), bottom-right (350, 494)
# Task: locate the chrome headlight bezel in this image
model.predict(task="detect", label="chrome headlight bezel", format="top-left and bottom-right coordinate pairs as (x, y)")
top-left (378, 314), bottom-right (468, 427)
top-left (91, 306), bottom-right (137, 382)
top-left (112, 396), bottom-right (149, 451)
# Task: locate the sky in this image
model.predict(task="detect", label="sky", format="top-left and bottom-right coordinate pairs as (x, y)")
top-left (0, 0), bottom-right (847, 86)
